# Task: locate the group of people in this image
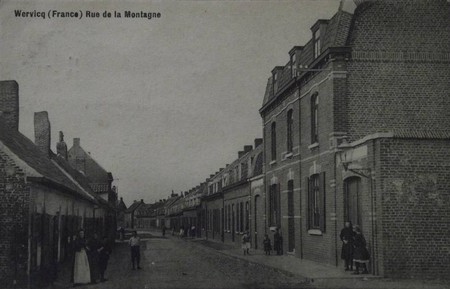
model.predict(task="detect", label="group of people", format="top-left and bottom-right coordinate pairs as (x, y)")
top-left (340, 221), bottom-right (371, 274)
top-left (72, 230), bottom-right (112, 286)
top-left (262, 228), bottom-right (283, 255)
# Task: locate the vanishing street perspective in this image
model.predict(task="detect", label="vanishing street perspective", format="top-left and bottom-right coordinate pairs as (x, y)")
top-left (1, 1), bottom-right (450, 289)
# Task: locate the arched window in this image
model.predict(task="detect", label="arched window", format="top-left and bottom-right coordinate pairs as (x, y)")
top-left (287, 109), bottom-right (293, 152)
top-left (311, 93), bottom-right (319, 144)
top-left (271, 122), bottom-right (277, 161)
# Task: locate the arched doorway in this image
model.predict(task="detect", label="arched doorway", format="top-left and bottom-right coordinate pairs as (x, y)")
top-left (344, 177), bottom-right (362, 230)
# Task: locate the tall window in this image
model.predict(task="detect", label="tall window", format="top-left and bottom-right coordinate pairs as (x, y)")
top-left (287, 109), bottom-right (293, 153)
top-left (240, 202), bottom-right (244, 232)
top-left (269, 184), bottom-right (280, 227)
top-left (313, 30), bottom-right (321, 58)
top-left (271, 122), bottom-right (277, 161)
top-left (307, 173), bottom-right (326, 231)
top-left (311, 93), bottom-right (319, 144)
top-left (245, 201), bottom-right (249, 231)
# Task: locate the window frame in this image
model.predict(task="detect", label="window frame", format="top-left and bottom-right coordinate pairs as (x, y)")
top-left (271, 122), bottom-right (277, 161)
top-left (307, 172), bottom-right (326, 232)
top-left (311, 93), bottom-right (319, 144)
top-left (287, 109), bottom-right (294, 153)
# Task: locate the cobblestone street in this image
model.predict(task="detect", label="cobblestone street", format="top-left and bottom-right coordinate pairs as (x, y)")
top-left (73, 235), bottom-right (311, 289)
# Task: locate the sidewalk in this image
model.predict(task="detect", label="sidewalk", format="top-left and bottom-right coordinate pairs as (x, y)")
top-left (153, 229), bottom-right (449, 289)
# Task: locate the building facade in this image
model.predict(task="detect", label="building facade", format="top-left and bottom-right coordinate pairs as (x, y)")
top-left (259, 0), bottom-right (450, 278)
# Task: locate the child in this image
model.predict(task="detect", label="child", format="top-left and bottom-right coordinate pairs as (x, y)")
top-left (129, 231), bottom-right (142, 270)
top-left (263, 234), bottom-right (272, 255)
top-left (242, 231), bottom-right (251, 255)
top-left (352, 226), bottom-right (370, 274)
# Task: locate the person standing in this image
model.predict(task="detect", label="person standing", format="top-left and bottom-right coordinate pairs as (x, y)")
top-left (352, 226), bottom-right (370, 274)
top-left (242, 231), bottom-right (250, 255)
top-left (86, 233), bottom-right (100, 283)
top-left (129, 231), bottom-right (142, 270)
top-left (162, 226), bottom-right (166, 237)
top-left (98, 236), bottom-right (112, 282)
top-left (263, 234), bottom-right (272, 255)
top-left (273, 228), bottom-right (282, 255)
top-left (72, 230), bottom-right (91, 286)
top-left (340, 221), bottom-right (355, 271)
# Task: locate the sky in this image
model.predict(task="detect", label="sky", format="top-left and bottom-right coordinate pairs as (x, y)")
top-left (0, 0), bottom-right (343, 206)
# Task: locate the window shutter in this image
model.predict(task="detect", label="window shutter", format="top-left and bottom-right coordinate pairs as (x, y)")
top-left (306, 177), bottom-right (311, 230)
top-left (319, 172), bottom-right (326, 232)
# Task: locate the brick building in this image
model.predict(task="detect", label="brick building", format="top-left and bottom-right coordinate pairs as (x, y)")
top-left (202, 140), bottom-right (263, 246)
top-left (259, 0), bottom-right (450, 278)
top-left (0, 81), bottom-right (115, 288)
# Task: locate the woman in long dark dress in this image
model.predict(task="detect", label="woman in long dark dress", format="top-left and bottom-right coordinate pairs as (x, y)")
top-left (340, 221), bottom-right (355, 271)
top-left (72, 230), bottom-right (91, 285)
top-left (352, 225), bottom-right (370, 274)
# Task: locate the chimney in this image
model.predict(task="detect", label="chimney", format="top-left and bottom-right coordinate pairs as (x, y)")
top-left (34, 111), bottom-right (51, 157)
top-left (238, 151), bottom-right (245, 158)
top-left (254, 138), bottom-right (263, 148)
top-left (56, 131), bottom-right (68, 160)
top-left (141, 199), bottom-right (144, 203)
top-left (244, 145), bottom-right (253, 153)
top-left (73, 138), bottom-right (80, 147)
top-left (0, 80), bottom-right (19, 131)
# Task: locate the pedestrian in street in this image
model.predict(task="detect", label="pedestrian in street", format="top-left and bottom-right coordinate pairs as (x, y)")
top-left (98, 236), bottom-right (112, 282)
top-left (352, 226), bottom-right (370, 274)
top-left (162, 226), bottom-right (166, 237)
top-left (263, 234), bottom-right (272, 255)
top-left (129, 231), bottom-right (142, 270)
top-left (179, 227), bottom-right (184, 238)
top-left (71, 229), bottom-right (91, 286)
top-left (242, 231), bottom-right (251, 255)
top-left (273, 228), bottom-right (282, 255)
top-left (86, 233), bottom-right (101, 283)
top-left (340, 221), bottom-right (355, 271)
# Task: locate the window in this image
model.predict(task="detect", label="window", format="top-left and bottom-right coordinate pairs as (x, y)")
top-left (273, 72), bottom-right (278, 93)
top-left (271, 122), bottom-right (277, 161)
top-left (245, 201), bottom-right (249, 231)
top-left (287, 109), bottom-right (293, 153)
top-left (313, 30), bottom-right (321, 58)
top-left (240, 202), bottom-right (244, 232)
top-left (307, 173), bottom-right (326, 231)
top-left (311, 93), bottom-right (319, 144)
top-left (291, 54), bottom-right (297, 77)
top-left (269, 184), bottom-right (280, 227)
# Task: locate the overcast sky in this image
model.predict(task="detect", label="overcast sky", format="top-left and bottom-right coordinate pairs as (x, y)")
top-left (0, 0), bottom-right (342, 206)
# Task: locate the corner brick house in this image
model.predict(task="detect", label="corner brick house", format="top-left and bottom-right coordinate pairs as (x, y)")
top-left (259, 0), bottom-right (450, 278)
top-left (0, 81), bottom-right (115, 288)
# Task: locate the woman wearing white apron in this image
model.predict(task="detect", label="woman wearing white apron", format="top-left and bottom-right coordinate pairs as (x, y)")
top-left (72, 229), bottom-right (91, 286)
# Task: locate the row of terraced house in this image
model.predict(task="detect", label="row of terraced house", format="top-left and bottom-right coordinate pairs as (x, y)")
top-left (132, 0), bottom-right (450, 280)
top-left (0, 81), bottom-right (119, 288)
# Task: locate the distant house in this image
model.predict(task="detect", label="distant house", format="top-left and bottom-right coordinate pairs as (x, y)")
top-left (68, 138), bottom-right (116, 205)
top-left (125, 199), bottom-right (144, 229)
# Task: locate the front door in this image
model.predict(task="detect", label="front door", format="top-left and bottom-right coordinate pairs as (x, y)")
top-left (287, 180), bottom-right (295, 252)
top-left (344, 177), bottom-right (362, 229)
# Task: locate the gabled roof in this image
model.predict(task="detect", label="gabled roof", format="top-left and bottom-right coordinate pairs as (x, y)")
top-left (126, 201), bottom-right (144, 213)
top-left (0, 122), bottom-right (96, 203)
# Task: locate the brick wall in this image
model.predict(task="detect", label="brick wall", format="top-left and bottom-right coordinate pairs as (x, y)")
top-left (378, 138), bottom-right (450, 279)
top-left (0, 150), bottom-right (30, 287)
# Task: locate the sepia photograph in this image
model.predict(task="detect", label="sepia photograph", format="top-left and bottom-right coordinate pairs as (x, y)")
top-left (0, 0), bottom-right (449, 288)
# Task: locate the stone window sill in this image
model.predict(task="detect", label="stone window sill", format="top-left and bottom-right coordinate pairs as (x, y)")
top-left (285, 152), bottom-right (293, 159)
top-left (269, 160), bottom-right (277, 165)
top-left (308, 229), bottom-right (323, 236)
top-left (308, 142), bottom-right (319, 150)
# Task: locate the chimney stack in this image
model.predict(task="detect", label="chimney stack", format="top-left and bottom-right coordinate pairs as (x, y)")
top-left (254, 138), bottom-right (263, 148)
top-left (0, 80), bottom-right (19, 131)
top-left (34, 111), bottom-right (51, 157)
top-left (56, 131), bottom-right (68, 160)
top-left (244, 145), bottom-right (253, 153)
